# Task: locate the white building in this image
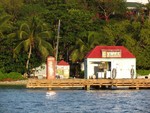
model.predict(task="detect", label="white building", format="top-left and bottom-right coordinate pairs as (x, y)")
top-left (126, 0), bottom-right (148, 4)
top-left (33, 63), bottom-right (47, 78)
top-left (33, 60), bottom-right (70, 79)
top-left (84, 46), bottom-right (136, 79)
top-left (57, 60), bottom-right (70, 79)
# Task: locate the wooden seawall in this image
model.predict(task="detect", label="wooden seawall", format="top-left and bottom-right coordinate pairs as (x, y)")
top-left (26, 78), bottom-right (150, 90)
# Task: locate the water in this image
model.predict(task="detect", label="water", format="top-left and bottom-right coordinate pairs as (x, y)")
top-left (0, 87), bottom-right (150, 113)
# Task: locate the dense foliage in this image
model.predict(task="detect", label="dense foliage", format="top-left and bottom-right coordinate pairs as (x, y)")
top-left (0, 71), bottom-right (25, 81)
top-left (0, 0), bottom-right (150, 75)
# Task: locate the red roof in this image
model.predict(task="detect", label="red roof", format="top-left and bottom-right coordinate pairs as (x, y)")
top-left (85, 46), bottom-right (135, 58)
top-left (57, 60), bottom-right (69, 65)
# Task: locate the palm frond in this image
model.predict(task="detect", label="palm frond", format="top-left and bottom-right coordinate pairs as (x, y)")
top-left (0, 15), bottom-right (11, 28)
top-left (20, 23), bottom-right (30, 33)
top-left (13, 41), bottom-right (24, 58)
top-left (71, 49), bottom-right (79, 62)
top-left (23, 39), bottom-right (30, 52)
top-left (18, 31), bottom-right (29, 39)
top-left (38, 45), bottom-right (49, 58)
top-left (37, 31), bottom-right (51, 39)
top-left (76, 38), bottom-right (85, 46)
top-left (80, 44), bottom-right (86, 53)
top-left (7, 33), bottom-right (16, 39)
top-left (39, 38), bottom-right (53, 55)
top-left (0, 15), bottom-right (11, 36)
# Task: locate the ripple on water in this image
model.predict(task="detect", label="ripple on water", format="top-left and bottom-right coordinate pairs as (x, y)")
top-left (0, 88), bottom-right (150, 113)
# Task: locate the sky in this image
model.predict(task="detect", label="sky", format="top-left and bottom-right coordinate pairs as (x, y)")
top-left (127, 0), bottom-right (149, 4)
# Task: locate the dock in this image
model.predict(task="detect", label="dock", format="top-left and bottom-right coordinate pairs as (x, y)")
top-left (26, 78), bottom-right (150, 90)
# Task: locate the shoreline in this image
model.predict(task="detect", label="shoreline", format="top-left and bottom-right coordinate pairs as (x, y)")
top-left (0, 80), bottom-right (27, 86)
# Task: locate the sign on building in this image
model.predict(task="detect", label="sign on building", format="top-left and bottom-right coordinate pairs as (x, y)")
top-left (102, 49), bottom-right (122, 58)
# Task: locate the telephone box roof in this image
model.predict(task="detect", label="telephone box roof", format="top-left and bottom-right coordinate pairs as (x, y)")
top-left (85, 46), bottom-right (135, 58)
top-left (57, 60), bottom-right (69, 65)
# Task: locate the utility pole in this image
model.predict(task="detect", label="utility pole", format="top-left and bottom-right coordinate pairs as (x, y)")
top-left (55, 20), bottom-right (60, 63)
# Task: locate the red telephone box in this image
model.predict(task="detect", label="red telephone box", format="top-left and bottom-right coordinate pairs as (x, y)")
top-left (46, 56), bottom-right (56, 80)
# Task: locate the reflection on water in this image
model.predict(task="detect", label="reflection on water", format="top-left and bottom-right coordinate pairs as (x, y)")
top-left (0, 87), bottom-right (150, 113)
top-left (46, 91), bottom-right (56, 99)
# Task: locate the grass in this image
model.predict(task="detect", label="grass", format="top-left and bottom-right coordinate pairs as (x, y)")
top-left (137, 70), bottom-right (150, 76)
top-left (0, 71), bottom-right (26, 81)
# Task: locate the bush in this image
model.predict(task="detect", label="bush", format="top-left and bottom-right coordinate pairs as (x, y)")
top-left (137, 70), bottom-right (150, 76)
top-left (79, 71), bottom-right (84, 78)
top-left (0, 71), bottom-right (25, 81)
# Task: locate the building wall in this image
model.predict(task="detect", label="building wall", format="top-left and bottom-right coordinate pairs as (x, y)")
top-left (57, 65), bottom-right (70, 79)
top-left (34, 64), bottom-right (70, 79)
top-left (126, 0), bottom-right (148, 4)
top-left (85, 58), bottom-right (136, 79)
top-left (34, 64), bottom-right (47, 77)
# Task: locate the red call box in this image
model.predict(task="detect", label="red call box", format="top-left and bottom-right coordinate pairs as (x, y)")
top-left (46, 56), bottom-right (56, 80)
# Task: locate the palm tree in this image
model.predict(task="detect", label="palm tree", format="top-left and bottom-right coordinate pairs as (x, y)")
top-left (14, 17), bottom-right (53, 73)
top-left (70, 31), bottom-right (101, 62)
top-left (69, 31), bottom-right (101, 77)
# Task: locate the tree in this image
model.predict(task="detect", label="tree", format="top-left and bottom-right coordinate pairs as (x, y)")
top-left (137, 20), bottom-right (150, 69)
top-left (125, 20), bottom-right (150, 69)
top-left (139, 20), bottom-right (150, 47)
top-left (102, 20), bottom-right (130, 45)
top-left (69, 31), bottom-right (101, 77)
top-left (0, 0), bottom-right (24, 21)
top-left (14, 17), bottom-right (53, 74)
top-left (0, 14), bottom-right (11, 38)
top-left (44, 0), bottom-right (94, 61)
top-left (145, 0), bottom-right (150, 21)
top-left (0, 13), bottom-right (12, 72)
top-left (70, 31), bottom-right (101, 62)
top-left (19, 2), bottom-right (48, 21)
top-left (0, 0), bottom-right (149, 73)
top-left (86, 0), bottom-right (126, 21)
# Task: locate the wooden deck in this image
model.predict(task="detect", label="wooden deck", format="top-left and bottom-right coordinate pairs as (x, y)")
top-left (26, 78), bottom-right (150, 90)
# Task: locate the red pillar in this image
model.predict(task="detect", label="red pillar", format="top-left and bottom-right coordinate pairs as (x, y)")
top-left (46, 56), bottom-right (56, 80)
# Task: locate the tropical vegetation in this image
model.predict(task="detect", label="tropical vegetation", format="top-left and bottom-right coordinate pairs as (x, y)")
top-left (0, 71), bottom-right (25, 81)
top-left (0, 0), bottom-right (150, 77)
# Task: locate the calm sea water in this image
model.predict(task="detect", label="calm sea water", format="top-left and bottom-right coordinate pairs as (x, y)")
top-left (0, 86), bottom-right (150, 113)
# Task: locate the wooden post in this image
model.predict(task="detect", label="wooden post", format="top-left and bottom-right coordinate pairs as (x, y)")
top-left (136, 79), bottom-right (139, 90)
top-left (47, 87), bottom-right (52, 90)
top-left (85, 85), bottom-right (90, 90)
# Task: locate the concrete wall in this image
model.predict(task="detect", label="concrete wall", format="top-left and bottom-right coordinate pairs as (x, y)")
top-left (84, 58), bottom-right (136, 79)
